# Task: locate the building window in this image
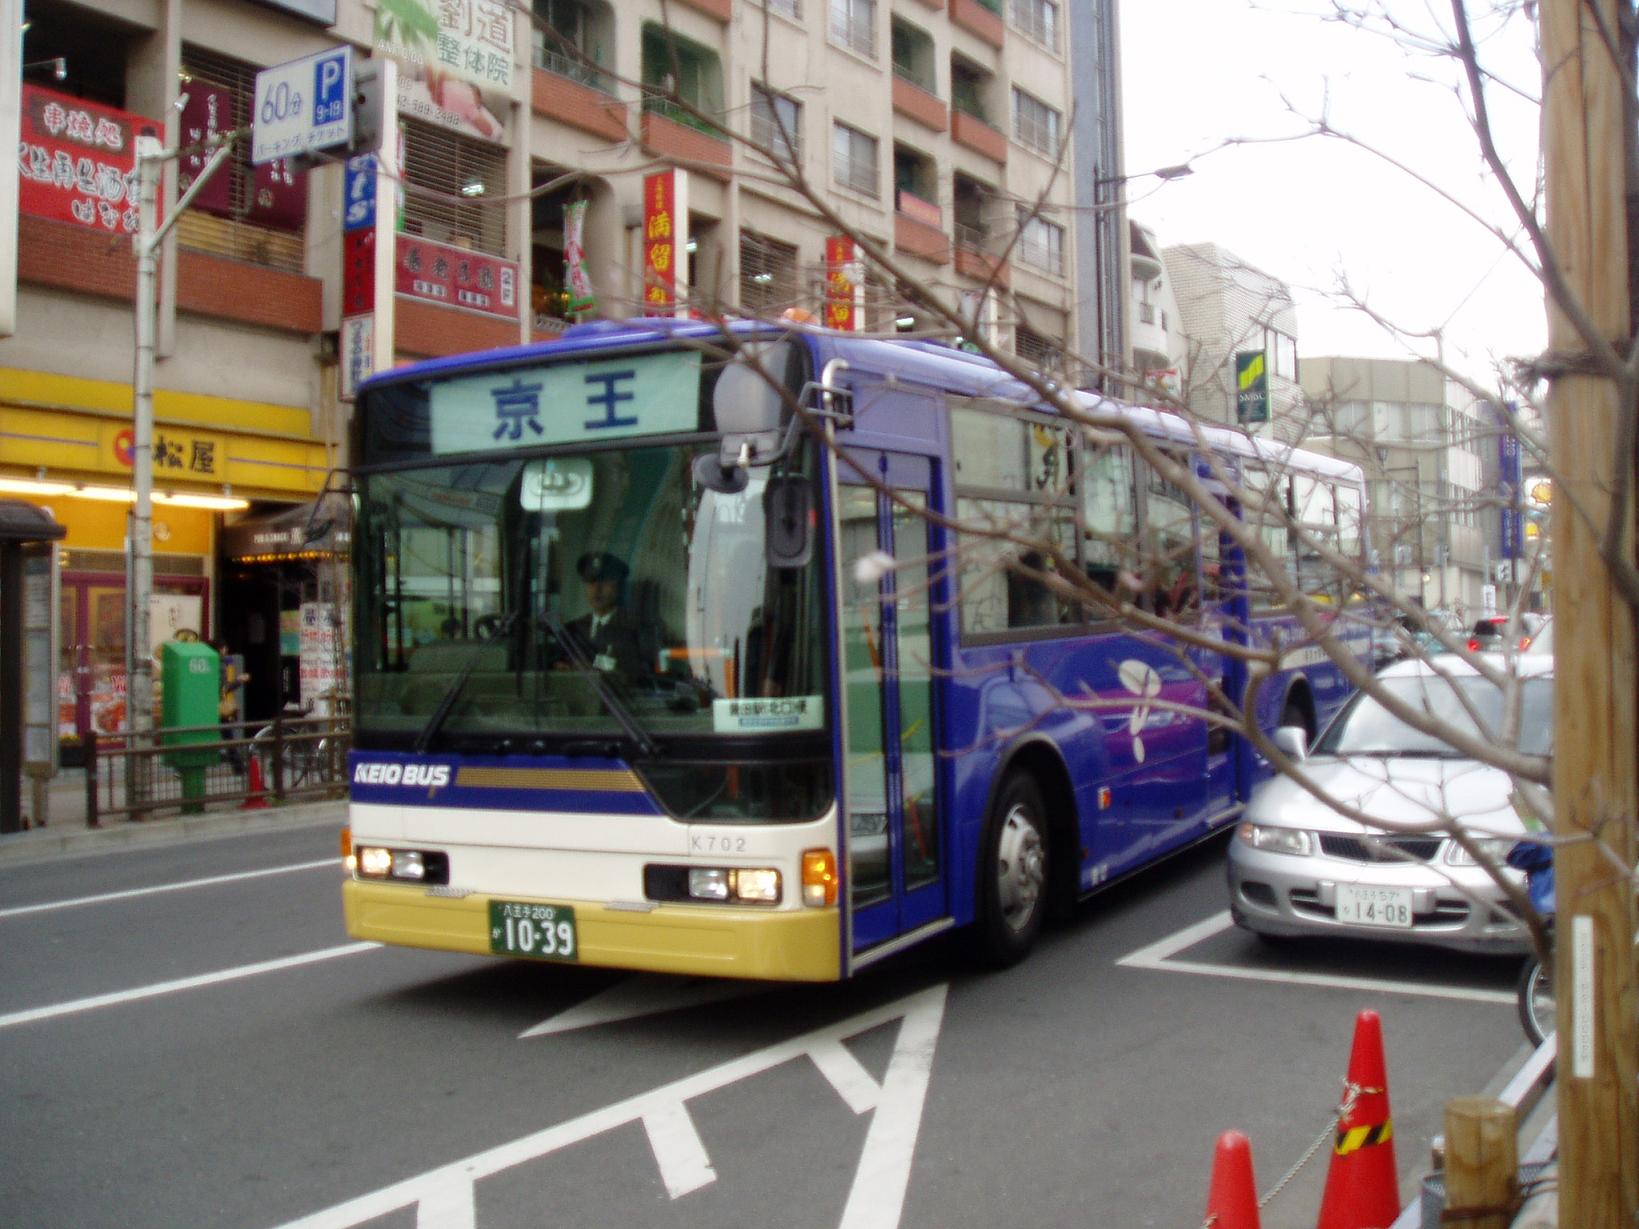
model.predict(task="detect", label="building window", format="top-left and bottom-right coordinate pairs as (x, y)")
top-left (1011, 86), bottom-right (1060, 156)
top-left (1015, 324), bottom-right (1063, 373)
top-left (1266, 327), bottom-right (1297, 381)
top-left (750, 82), bottom-right (801, 165)
top-left (1016, 210), bottom-right (1064, 275)
top-left (830, 0), bottom-right (877, 59)
top-left (641, 23), bottom-right (724, 134)
top-left (400, 118), bottom-right (508, 256)
top-left (762, 0), bottom-right (801, 16)
top-left (1008, 0), bottom-right (1059, 51)
top-left (833, 122), bottom-right (879, 198)
top-left (891, 17), bottom-right (936, 92)
top-left (177, 47), bottom-right (307, 272)
top-left (950, 55), bottom-right (991, 124)
top-left (740, 231), bottom-right (800, 314)
top-left (532, 0), bottom-right (610, 93)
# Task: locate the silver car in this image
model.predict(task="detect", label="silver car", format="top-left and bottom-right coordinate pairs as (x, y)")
top-left (1227, 656), bottom-right (1553, 954)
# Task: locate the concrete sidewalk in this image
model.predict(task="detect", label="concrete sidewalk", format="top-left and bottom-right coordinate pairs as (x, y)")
top-left (2, 767), bottom-right (347, 865)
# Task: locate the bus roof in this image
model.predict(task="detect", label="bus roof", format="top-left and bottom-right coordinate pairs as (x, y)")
top-left (364, 317), bottom-right (1360, 484)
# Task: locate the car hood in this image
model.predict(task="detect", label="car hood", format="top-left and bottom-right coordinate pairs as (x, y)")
top-left (1246, 756), bottom-right (1528, 838)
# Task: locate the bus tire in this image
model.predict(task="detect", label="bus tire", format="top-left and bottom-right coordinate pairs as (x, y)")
top-left (976, 773), bottom-right (1049, 967)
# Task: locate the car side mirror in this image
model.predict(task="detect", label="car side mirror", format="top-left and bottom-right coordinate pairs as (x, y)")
top-left (1272, 725), bottom-right (1308, 761)
top-left (764, 475), bottom-right (814, 569)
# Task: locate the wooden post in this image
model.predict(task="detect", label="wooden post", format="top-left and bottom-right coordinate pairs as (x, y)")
top-left (1443, 1098), bottom-right (1518, 1229)
top-left (1542, 0), bottom-right (1639, 1223)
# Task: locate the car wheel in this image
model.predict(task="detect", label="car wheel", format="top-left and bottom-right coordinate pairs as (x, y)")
top-left (975, 773), bottom-right (1049, 967)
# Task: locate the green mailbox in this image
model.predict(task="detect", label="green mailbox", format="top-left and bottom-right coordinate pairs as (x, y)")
top-left (161, 640), bottom-right (220, 811)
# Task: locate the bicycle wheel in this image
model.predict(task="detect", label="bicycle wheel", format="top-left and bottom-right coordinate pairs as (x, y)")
top-left (1517, 956), bottom-right (1555, 1046)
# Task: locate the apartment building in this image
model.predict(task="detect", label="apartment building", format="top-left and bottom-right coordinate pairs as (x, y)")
top-left (1299, 356), bottom-right (1491, 619)
top-left (1127, 220), bottom-right (1184, 402)
top-left (2, 0), bottom-right (1085, 752)
top-left (1162, 241), bottom-right (1302, 439)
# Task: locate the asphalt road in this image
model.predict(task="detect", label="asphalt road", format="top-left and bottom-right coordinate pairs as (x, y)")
top-left (0, 824), bottom-right (1531, 1229)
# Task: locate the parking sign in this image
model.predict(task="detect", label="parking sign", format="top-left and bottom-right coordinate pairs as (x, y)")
top-left (252, 46), bottom-right (353, 165)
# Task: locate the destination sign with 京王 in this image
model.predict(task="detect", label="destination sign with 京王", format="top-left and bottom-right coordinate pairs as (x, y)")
top-left (427, 351), bottom-right (701, 455)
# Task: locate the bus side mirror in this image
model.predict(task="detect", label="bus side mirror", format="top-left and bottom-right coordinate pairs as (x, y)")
top-left (764, 476), bottom-right (813, 568)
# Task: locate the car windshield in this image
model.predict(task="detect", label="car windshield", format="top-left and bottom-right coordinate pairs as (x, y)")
top-left (1313, 673), bottom-right (1554, 758)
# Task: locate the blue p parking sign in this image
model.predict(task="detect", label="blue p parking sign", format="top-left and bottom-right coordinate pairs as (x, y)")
top-left (313, 51), bottom-right (348, 127)
top-left (252, 46), bottom-right (353, 165)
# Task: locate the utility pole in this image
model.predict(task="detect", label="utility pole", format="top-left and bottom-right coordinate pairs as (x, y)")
top-left (127, 131), bottom-right (235, 796)
top-left (1541, 0), bottom-right (1638, 1222)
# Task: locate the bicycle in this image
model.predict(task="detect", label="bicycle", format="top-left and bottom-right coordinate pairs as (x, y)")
top-left (1517, 941), bottom-right (1555, 1046)
top-left (1509, 839), bottom-right (1556, 1045)
top-left (251, 701), bottom-right (340, 792)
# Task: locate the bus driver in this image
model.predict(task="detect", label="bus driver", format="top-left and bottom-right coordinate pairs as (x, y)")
top-left (561, 551), bottom-right (659, 682)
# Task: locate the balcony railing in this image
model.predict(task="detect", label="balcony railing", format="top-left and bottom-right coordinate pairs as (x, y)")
top-left (641, 94), bottom-right (724, 139)
top-left (896, 187), bottom-right (942, 227)
top-left (533, 44), bottom-right (613, 95)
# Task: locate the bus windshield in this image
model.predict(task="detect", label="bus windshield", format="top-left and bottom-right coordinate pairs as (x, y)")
top-left (354, 398), bottom-right (825, 763)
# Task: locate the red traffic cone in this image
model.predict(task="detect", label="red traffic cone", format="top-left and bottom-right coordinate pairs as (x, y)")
top-left (1202, 1130), bottom-right (1261, 1229)
top-left (241, 753), bottom-right (269, 809)
top-left (1316, 1010), bottom-right (1400, 1229)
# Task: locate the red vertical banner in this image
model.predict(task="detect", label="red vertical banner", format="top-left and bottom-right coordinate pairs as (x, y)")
top-left (824, 235), bottom-right (860, 331)
top-left (642, 169), bottom-right (689, 316)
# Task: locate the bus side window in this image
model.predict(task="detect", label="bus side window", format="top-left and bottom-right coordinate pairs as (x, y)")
top-left (1140, 450), bottom-right (1198, 619)
top-left (1080, 436), bottom-right (1138, 609)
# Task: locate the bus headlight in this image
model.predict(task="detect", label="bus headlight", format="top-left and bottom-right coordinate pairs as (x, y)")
top-left (355, 845), bottom-right (448, 884)
top-left (687, 867), bottom-right (781, 904)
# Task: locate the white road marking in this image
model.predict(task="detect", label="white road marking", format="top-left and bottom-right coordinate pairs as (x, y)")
top-left (271, 983), bottom-right (949, 1229)
top-left (1118, 911), bottom-right (1515, 1005)
top-left (518, 974), bottom-right (767, 1038)
top-left (0, 859), bottom-right (338, 920)
top-left (810, 1038), bottom-right (883, 1115)
top-left (643, 1101), bottom-right (717, 1198)
top-left (836, 984), bottom-right (944, 1229)
top-left (0, 942), bottom-right (380, 1030)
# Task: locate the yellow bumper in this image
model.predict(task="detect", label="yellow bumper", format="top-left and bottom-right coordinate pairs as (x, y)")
top-left (343, 880), bottom-right (842, 982)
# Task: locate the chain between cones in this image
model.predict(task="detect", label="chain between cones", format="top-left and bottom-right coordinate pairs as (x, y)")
top-left (1244, 1078), bottom-right (1387, 1218)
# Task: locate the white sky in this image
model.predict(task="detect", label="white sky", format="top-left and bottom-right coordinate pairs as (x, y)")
top-left (1118, 0), bottom-right (1546, 383)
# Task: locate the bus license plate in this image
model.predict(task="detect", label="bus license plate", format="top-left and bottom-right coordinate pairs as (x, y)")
top-left (489, 900), bottom-right (578, 961)
top-left (1335, 884), bottom-right (1414, 928)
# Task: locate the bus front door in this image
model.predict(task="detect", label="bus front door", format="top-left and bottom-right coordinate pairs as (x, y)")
top-left (835, 454), bottom-right (947, 959)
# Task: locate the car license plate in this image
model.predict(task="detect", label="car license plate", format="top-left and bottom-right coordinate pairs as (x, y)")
top-left (1335, 884), bottom-right (1414, 928)
top-left (489, 900), bottom-right (578, 961)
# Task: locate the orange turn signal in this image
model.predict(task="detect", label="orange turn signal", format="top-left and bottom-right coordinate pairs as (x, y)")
top-left (801, 848), bottom-right (838, 907)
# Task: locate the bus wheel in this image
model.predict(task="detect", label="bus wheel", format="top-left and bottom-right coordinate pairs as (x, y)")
top-left (976, 773), bottom-right (1049, 966)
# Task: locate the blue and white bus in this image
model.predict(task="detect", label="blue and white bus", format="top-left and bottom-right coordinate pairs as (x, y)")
top-left (342, 318), bottom-right (1368, 979)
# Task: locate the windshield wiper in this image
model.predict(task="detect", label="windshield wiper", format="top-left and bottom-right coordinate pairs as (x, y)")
top-left (539, 606), bottom-right (662, 760)
top-left (413, 612), bottom-right (517, 754)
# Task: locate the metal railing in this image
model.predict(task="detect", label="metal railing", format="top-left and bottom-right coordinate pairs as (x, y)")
top-left (82, 713), bottom-right (349, 825)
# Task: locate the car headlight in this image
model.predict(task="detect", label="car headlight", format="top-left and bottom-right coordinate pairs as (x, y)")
top-left (1447, 836), bottom-right (1518, 866)
top-left (1236, 822), bottom-right (1312, 857)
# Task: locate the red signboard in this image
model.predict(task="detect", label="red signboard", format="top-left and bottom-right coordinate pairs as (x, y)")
top-left (642, 170), bottom-right (678, 315)
top-left (824, 235), bottom-right (859, 332)
top-left (17, 85), bottom-right (160, 234)
top-left (395, 235), bottom-right (519, 320)
top-left (343, 228), bottom-right (376, 316)
top-left (177, 84), bottom-right (235, 215)
top-left (250, 158), bottom-right (307, 233)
